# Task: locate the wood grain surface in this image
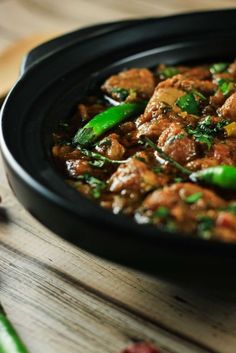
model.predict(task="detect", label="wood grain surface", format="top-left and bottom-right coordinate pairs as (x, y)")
top-left (1, 1), bottom-right (236, 353)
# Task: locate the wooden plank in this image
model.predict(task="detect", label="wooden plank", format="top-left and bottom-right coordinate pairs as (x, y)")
top-left (0, 183), bottom-right (236, 353)
top-left (0, 232), bottom-right (209, 353)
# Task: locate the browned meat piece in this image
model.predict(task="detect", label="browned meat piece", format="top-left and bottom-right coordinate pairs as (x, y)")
top-left (228, 61), bottom-right (236, 78)
top-left (102, 68), bottom-right (156, 101)
top-left (212, 142), bottom-right (236, 165)
top-left (186, 157), bottom-right (219, 171)
top-left (143, 183), bottom-right (225, 211)
top-left (159, 74), bottom-right (217, 95)
top-left (157, 122), bottom-right (197, 165)
top-left (218, 92), bottom-right (236, 121)
top-left (118, 122), bottom-right (139, 147)
top-left (212, 72), bottom-right (235, 83)
top-left (77, 103), bottom-right (105, 122)
top-left (137, 116), bottom-right (171, 139)
top-left (144, 87), bottom-right (184, 119)
top-left (216, 212), bottom-right (236, 242)
top-left (209, 91), bottom-right (226, 109)
top-left (140, 183), bottom-right (226, 233)
top-left (109, 157), bottom-right (167, 193)
top-left (95, 133), bottom-right (125, 160)
top-left (66, 159), bottom-right (92, 177)
top-left (187, 139), bottom-right (236, 170)
top-left (183, 65), bottom-right (211, 80)
top-left (52, 145), bottom-right (82, 162)
top-left (109, 193), bottom-right (142, 215)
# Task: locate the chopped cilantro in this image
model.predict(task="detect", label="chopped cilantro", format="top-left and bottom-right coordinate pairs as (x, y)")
top-left (166, 133), bottom-right (186, 145)
top-left (153, 206), bottom-right (170, 218)
top-left (192, 90), bottom-right (207, 100)
top-left (210, 62), bottom-right (229, 74)
top-left (219, 204), bottom-right (236, 213)
top-left (77, 173), bottom-right (106, 199)
top-left (79, 148), bottom-right (127, 166)
top-left (174, 177), bottom-right (183, 183)
top-left (88, 160), bottom-right (105, 168)
top-left (135, 156), bottom-right (147, 163)
top-left (111, 87), bottom-right (130, 101)
top-left (185, 192), bottom-right (203, 204)
top-left (160, 66), bottom-right (179, 78)
top-left (186, 116), bottom-right (228, 149)
top-left (217, 78), bottom-right (235, 96)
top-left (197, 215), bottom-right (215, 239)
top-left (98, 138), bottom-right (112, 147)
top-left (153, 166), bottom-right (163, 174)
top-left (176, 92), bottom-right (200, 115)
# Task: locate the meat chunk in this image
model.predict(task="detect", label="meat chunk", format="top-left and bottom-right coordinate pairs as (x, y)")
top-left (95, 133), bottom-right (125, 160)
top-left (139, 183), bottom-right (226, 233)
top-left (228, 61), bottom-right (236, 78)
top-left (218, 92), bottom-right (236, 121)
top-left (144, 87), bottom-right (185, 119)
top-left (52, 145), bottom-right (82, 162)
top-left (186, 157), bottom-right (219, 171)
top-left (187, 139), bottom-right (236, 170)
top-left (209, 91), bottom-right (226, 110)
top-left (159, 74), bottom-right (217, 95)
top-left (102, 68), bottom-right (156, 101)
top-left (216, 212), bottom-right (236, 242)
top-left (212, 142), bottom-right (235, 165)
top-left (183, 66), bottom-right (211, 80)
top-left (109, 157), bottom-right (165, 193)
top-left (143, 183), bottom-right (225, 211)
top-left (157, 123), bottom-right (197, 164)
top-left (137, 116), bottom-right (171, 139)
top-left (77, 103), bottom-right (105, 122)
top-left (66, 159), bottom-right (92, 177)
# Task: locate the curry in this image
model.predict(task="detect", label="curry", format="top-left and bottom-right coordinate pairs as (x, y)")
top-left (52, 62), bottom-right (236, 242)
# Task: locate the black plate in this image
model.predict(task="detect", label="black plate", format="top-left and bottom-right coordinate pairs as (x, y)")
top-left (1, 10), bottom-right (236, 286)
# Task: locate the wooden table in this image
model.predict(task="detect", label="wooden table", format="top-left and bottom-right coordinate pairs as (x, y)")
top-left (1, 1), bottom-right (236, 353)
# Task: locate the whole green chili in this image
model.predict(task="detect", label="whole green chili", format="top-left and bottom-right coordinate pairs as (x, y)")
top-left (0, 303), bottom-right (29, 353)
top-left (73, 101), bottom-right (146, 146)
top-left (190, 165), bottom-right (236, 190)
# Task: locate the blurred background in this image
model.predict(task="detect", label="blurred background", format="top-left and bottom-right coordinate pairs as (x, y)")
top-left (1, 0), bottom-right (236, 97)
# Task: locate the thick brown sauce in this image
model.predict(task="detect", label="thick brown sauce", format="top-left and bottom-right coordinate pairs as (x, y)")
top-left (52, 63), bottom-right (236, 242)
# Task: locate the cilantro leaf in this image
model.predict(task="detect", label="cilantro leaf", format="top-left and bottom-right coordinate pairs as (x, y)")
top-left (185, 192), bottom-right (203, 204)
top-left (153, 206), bottom-right (170, 218)
top-left (176, 92), bottom-right (200, 115)
top-left (160, 66), bottom-right (179, 78)
top-left (77, 173), bottom-right (106, 199)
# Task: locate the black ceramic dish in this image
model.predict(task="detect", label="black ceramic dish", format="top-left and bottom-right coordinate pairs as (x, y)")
top-left (1, 10), bottom-right (236, 286)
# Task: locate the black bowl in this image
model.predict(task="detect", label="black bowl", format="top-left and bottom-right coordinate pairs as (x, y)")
top-left (1, 10), bottom-right (236, 285)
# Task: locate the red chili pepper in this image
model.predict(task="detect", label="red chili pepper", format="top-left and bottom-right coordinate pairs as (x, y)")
top-left (120, 342), bottom-right (161, 353)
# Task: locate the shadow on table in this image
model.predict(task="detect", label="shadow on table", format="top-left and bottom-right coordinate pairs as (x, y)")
top-left (0, 207), bottom-right (9, 223)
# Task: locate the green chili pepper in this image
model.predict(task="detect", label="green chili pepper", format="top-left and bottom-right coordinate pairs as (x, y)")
top-left (73, 102), bottom-right (146, 146)
top-left (190, 165), bottom-right (236, 190)
top-left (176, 92), bottom-right (200, 115)
top-left (0, 304), bottom-right (29, 353)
